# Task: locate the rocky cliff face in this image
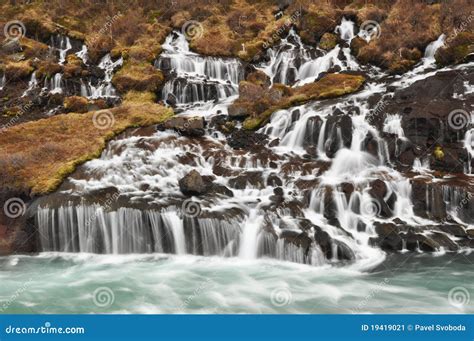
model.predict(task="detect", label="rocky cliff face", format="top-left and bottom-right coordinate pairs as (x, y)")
top-left (0, 1), bottom-right (473, 263)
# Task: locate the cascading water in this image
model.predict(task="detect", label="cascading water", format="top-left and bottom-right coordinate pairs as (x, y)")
top-left (22, 71), bottom-right (38, 97)
top-left (155, 32), bottom-right (243, 109)
top-left (50, 34), bottom-right (73, 65)
top-left (0, 72), bottom-right (5, 91)
top-left (81, 54), bottom-right (122, 99)
top-left (257, 28), bottom-right (359, 86)
top-left (34, 25), bottom-right (474, 271)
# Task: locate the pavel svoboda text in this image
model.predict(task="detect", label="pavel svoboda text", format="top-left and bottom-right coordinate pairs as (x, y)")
top-left (414, 324), bottom-right (466, 332)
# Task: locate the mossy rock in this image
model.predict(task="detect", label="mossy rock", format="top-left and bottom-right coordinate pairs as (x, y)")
top-left (34, 61), bottom-right (63, 80)
top-left (112, 62), bottom-right (164, 93)
top-left (436, 32), bottom-right (474, 66)
top-left (4, 61), bottom-right (34, 80)
top-left (64, 96), bottom-right (89, 113)
top-left (319, 33), bottom-right (337, 51)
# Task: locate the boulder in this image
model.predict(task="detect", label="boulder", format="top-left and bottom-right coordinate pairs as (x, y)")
top-left (178, 170), bottom-right (209, 196)
top-left (163, 116), bottom-right (205, 137)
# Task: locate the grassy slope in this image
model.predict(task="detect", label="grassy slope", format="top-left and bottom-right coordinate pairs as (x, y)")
top-left (0, 103), bottom-right (173, 195)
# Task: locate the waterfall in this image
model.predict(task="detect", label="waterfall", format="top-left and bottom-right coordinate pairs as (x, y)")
top-left (383, 114), bottom-right (405, 138)
top-left (155, 32), bottom-right (243, 107)
top-left (33, 22), bottom-right (472, 268)
top-left (76, 44), bottom-right (88, 64)
top-left (47, 73), bottom-right (63, 94)
top-left (50, 34), bottom-right (73, 64)
top-left (82, 54), bottom-right (122, 99)
top-left (258, 28), bottom-right (358, 86)
top-left (465, 129), bottom-right (474, 173)
top-left (0, 72), bottom-right (5, 90)
top-left (424, 34), bottom-right (446, 61)
top-left (335, 17), bottom-right (355, 42)
top-left (21, 71), bottom-right (38, 97)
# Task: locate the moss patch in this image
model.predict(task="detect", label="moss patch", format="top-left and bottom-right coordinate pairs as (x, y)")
top-left (112, 62), bottom-right (164, 93)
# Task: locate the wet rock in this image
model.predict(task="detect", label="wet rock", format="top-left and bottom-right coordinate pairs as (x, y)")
top-left (314, 227), bottom-right (333, 259)
top-left (370, 222), bottom-right (403, 251)
top-left (179, 170), bottom-right (209, 196)
top-left (429, 232), bottom-right (458, 251)
top-left (340, 182), bottom-right (355, 201)
top-left (267, 174), bottom-right (283, 187)
top-left (437, 224), bottom-right (467, 238)
top-left (162, 116), bottom-right (206, 137)
top-left (368, 179), bottom-right (393, 218)
top-left (323, 113), bottom-right (352, 157)
top-left (467, 229), bottom-right (474, 239)
top-left (208, 184), bottom-right (234, 197)
top-left (401, 231), bottom-right (439, 252)
top-left (227, 129), bottom-right (267, 150)
top-left (334, 240), bottom-right (356, 261)
top-left (228, 171), bottom-right (264, 189)
top-left (280, 230), bottom-right (312, 254)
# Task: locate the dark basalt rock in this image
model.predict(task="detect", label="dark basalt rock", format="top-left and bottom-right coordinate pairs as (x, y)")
top-left (162, 116), bottom-right (206, 137)
top-left (280, 230), bottom-right (312, 254)
top-left (370, 222), bottom-right (403, 251)
top-left (179, 170), bottom-right (209, 196)
top-left (227, 129), bottom-right (268, 150)
top-left (228, 171), bottom-right (265, 189)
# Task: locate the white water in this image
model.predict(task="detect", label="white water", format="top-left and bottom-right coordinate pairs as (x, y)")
top-left (156, 32), bottom-right (243, 108)
top-left (0, 72), bottom-right (5, 91)
top-left (21, 71), bottom-right (38, 97)
top-left (258, 29), bottom-right (359, 87)
top-left (50, 35), bottom-right (72, 65)
top-left (81, 54), bottom-right (122, 99)
top-left (34, 25), bottom-right (473, 271)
